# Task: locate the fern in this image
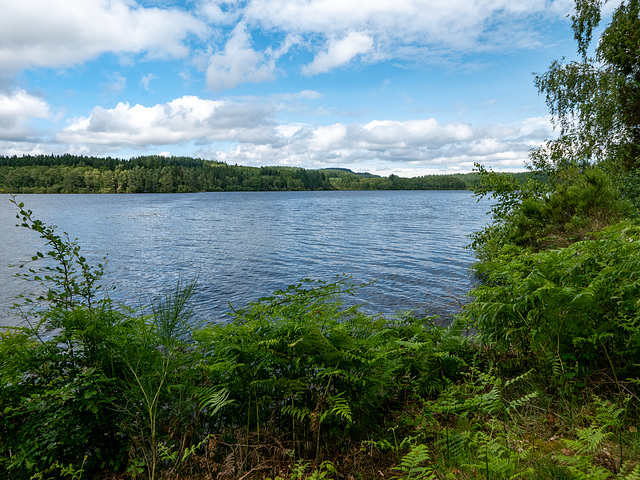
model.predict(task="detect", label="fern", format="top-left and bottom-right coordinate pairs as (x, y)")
top-left (554, 457), bottom-right (612, 480)
top-left (623, 465), bottom-right (640, 480)
top-left (391, 444), bottom-right (436, 480)
top-left (564, 425), bottom-right (612, 455)
top-left (593, 395), bottom-right (626, 428)
top-left (436, 430), bottom-right (472, 467)
top-left (466, 221), bottom-right (640, 383)
top-left (282, 404), bottom-right (312, 423)
top-left (325, 391), bottom-right (352, 424)
top-left (553, 397), bottom-right (624, 480)
top-left (197, 386), bottom-right (236, 417)
top-left (464, 431), bottom-right (522, 480)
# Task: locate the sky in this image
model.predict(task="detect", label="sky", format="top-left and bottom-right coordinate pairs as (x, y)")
top-left (0, 0), bottom-right (622, 176)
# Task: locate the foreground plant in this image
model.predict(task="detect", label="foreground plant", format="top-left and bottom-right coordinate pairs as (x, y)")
top-left (191, 278), bottom-right (471, 472)
top-left (1, 199), bottom-right (128, 476)
top-left (466, 221), bottom-right (640, 390)
top-left (0, 200), bottom-right (205, 479)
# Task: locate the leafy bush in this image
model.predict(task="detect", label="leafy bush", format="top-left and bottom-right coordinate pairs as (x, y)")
top-left (471, 164), bottom-right (632, 263)
top-left (1, 200), bottom-right (132, 477)
top-left (0, 199), bottom-right (203, 480)
top-left (466, 221), bottom-right (640, 386)
top-left (512, 167), bottom-right (632, 248)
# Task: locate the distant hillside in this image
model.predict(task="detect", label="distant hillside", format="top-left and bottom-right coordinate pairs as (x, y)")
top-left (320, 167), bottom-right (381, 178)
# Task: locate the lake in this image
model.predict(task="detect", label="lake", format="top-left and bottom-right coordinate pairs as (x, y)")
top-left (0, 190), bottom-right (490, 327)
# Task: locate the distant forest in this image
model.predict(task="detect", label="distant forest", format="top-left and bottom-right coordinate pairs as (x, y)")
top-left (0, 154), bottom-right (529, 193)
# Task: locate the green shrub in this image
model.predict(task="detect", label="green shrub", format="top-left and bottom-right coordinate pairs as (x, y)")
top-left (511, 166), bottom-right (632, 249)
top-left (471, 165), bottom-right (632, 262)
top-left (0, 199), bottom-right (204, 480)
top-left (466, 221), bottom-right (640, 387)
top-left (193, 279), bottom-right (470, 460)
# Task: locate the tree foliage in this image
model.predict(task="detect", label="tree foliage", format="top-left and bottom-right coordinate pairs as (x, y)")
top-left (0, 155), bottom-right (334, 193)
top-left (534, 0), bottom-right (640, 172)
top-left (0, 154), bottom-right (505, 193)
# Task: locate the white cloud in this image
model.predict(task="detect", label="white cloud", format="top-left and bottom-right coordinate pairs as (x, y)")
top-left (0, 0), bottom-right (577, 94)
top-left (359, 119), bottom-right (475, 147)
top-left (191, 0), bottom-right (574, 88)
top-left (104, 74), bottom-right (127, 95)
top-left (0, 89), bottom-right (51, 140)
top-left (308, 124), bottom-right (348, 151)
top-left (196, 114), bottom-right (554, 174)
top-left (0, 0), bottom-right (208, 72)
top-left (303, 32), bottom-right (374, 75)
top-left (198, 1), bottom-right (227, 23)
top-left (276, 90), bottom-right (323, 101)
top-left (12, 88), bottom-right (552, 174)
top-left (197, 0), bottom-right (243, 24)
top-left (140, 73), bottom-right (157, 91)
top-left (245, 0), bottom-right (573, 54)
top-left (57, 95), bottom-right (276, 146)
top-left (206, 23), bottom-right (296, 90)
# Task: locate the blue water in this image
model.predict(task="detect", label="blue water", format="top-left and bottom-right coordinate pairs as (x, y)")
top-left (0, 190), bottom-right (490, 326)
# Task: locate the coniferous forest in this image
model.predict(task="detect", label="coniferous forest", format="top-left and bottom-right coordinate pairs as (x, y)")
top-left (0, 154), bottom-right (489, 193)
top-left (3, 1), bottom-right (640, 479)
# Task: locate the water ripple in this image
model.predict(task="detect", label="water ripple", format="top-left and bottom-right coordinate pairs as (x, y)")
top-left (1, 190), bottom-right (490, 326)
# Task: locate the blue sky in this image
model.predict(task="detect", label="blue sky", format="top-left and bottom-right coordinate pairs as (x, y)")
top-left (0, 0), bottom-right (621, 176)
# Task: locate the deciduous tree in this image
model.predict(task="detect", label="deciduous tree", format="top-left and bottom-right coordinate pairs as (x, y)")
top-left (534, 0), bottom-right (640, 172)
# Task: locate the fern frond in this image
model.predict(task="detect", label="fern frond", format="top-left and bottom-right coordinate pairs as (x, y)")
top-left (197, 386), bottom-right (235, 416)
top-left (392, 444), bottom-right (436, 480)
top-left (593, 395), bottom-right (626, 427)
top-left (436, 430), bottom-right (472, 465)
top-left (623, 464), bottom-right (640, 480)
top-left (503, 368), bottom-right (534, 388)
top-left (573, 425), bottom-right (612, 454)
top-left (327, 391), bottom-right (353, 424)
top-left (507, 391), bottom-right (539, 412)
top-left (281, 404), bottom-right (311, 423)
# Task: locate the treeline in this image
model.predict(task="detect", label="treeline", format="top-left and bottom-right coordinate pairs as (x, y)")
top-left (0, 154), bottom-right (515, 193)
top-left (327, 171), bottom-right (482, 190)
top-left (0, 155), bottom-right (332, 193)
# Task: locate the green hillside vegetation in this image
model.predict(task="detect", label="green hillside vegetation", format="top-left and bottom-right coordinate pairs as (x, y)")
top-left (0, 154), bottom-right (507, 193)
top-left (3, 1), bottom-right (640, 479)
